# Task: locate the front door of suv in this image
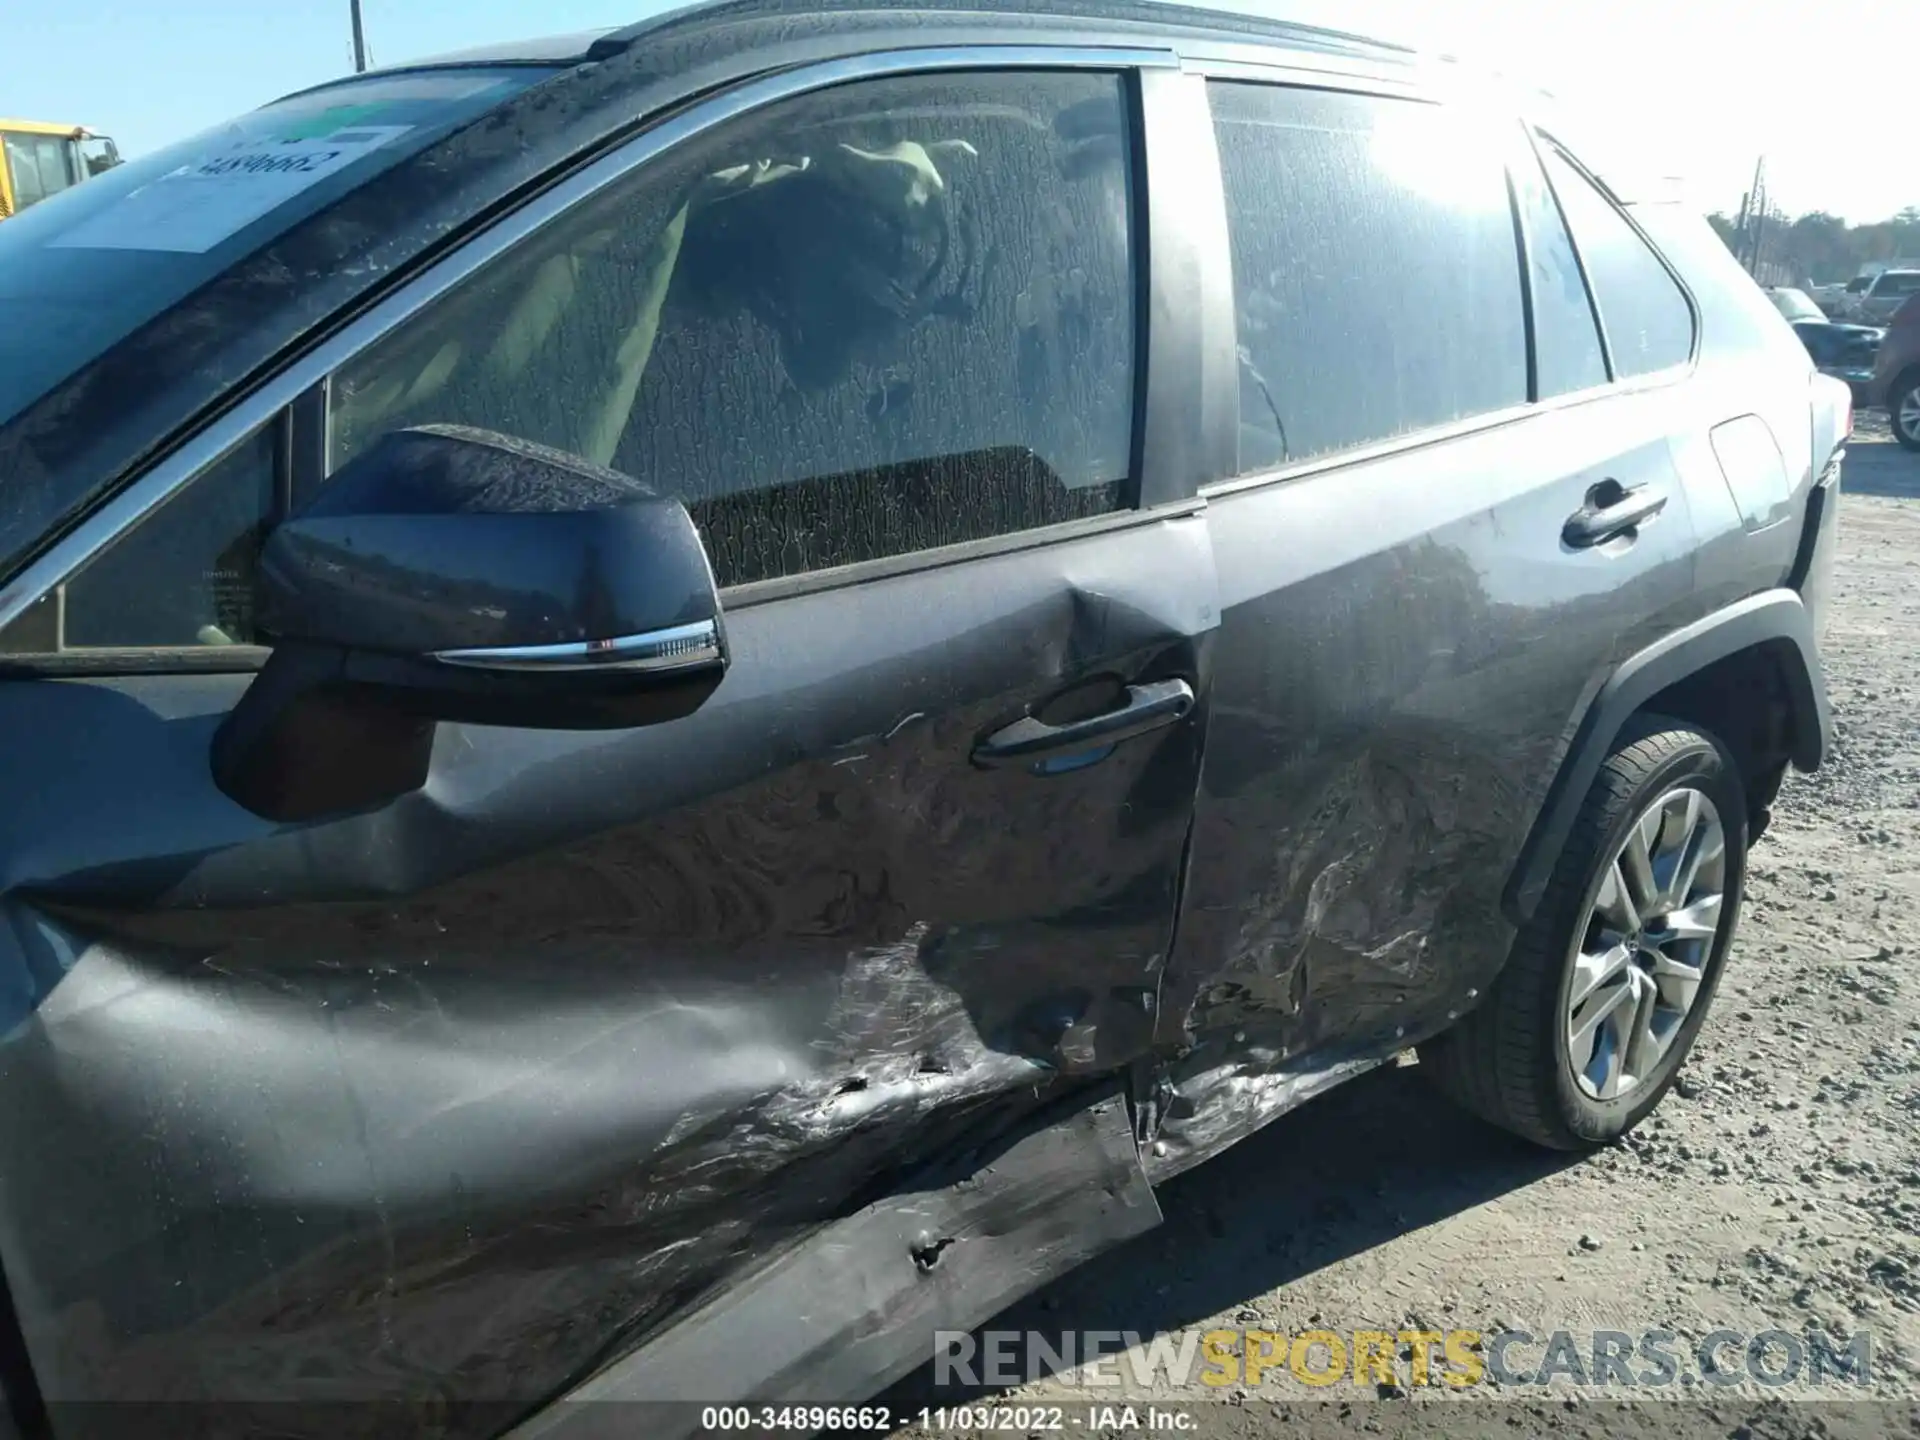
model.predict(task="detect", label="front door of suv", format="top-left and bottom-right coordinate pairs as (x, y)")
top-left (1151, 77), bottom-right (1701, 1170)
top-left (0, 62), bottom-right (1214, 1431)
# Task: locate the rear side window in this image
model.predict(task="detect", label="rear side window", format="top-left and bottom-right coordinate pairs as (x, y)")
top-left (1209, 82), bottom-right (1527, 474)
top-left (1510, 138), bottom-right (1608, 398)
top-left (1541, 147), bottom-right (1693, 378)
top-left (332, 69), bottom-right (1138, 590)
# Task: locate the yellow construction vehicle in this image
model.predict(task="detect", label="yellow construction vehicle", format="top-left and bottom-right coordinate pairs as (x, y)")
top-left (0, 119), bottom-right (120, 219)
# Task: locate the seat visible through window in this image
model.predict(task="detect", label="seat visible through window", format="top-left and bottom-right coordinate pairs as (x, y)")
top-left (332, 70), bottom-right (1141, 588)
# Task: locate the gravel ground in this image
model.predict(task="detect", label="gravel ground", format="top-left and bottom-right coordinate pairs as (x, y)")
top-left (878, 423), bottom-right (1920, 1440)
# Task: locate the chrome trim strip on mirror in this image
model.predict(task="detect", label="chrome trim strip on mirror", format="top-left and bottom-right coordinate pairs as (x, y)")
top-left (433, 620), bottom-right (721, 673)
top-left (0, 41), bottom-right (1177, 636)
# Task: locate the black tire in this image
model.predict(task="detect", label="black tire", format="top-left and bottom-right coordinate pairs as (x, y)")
top-left (1889, 371), bottom-right (1920, 452)
top-left (1420, 716), bottom-right (1748, 1150)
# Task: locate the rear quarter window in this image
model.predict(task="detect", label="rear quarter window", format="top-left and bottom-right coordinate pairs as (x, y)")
top-left (1541, 147), bottom-right (1694, 378)
top-left (1629, 202), bottom-right (1808, 368)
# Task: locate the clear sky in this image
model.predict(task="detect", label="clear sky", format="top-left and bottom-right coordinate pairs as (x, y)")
top-left (10, 0), bottom-right (1916, 224)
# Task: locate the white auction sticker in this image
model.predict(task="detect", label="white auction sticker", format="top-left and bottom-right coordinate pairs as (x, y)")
top-left (51, 122), bottom-right (414, 255)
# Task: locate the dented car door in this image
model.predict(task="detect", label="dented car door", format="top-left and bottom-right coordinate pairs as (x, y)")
top-left (0, 62), bottom-right (1214, 1428)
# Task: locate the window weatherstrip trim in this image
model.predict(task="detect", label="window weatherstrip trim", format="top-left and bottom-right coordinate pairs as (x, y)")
top-left (0, 42), bottom-right (1177, 638)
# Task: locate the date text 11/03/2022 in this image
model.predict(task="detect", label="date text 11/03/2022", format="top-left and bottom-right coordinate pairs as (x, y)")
top-left (696, 1406), bottom-right (1197, 1432)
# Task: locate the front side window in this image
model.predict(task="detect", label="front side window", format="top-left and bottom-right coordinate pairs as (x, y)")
top-left (0, 68), bottom-right (1137, 660)
top-left (1209, 82), bottom-right (1527, 475)
top-left (332, 69), bottom-right (1139, 589)
top-left (1540, 147), bottom-right (1694, 378)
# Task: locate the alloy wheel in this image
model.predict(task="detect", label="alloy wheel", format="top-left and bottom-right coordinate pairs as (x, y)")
top-left (1897, 386), bottom-right (1920, 445)
top-left (1564, 785), bottom-right (1728, 1100)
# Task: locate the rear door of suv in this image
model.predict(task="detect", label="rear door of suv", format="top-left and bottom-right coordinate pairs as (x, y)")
top-left (1150, 67), bottom-right (1705, 1170)
top-left (0, 55), bottom-right (1216, 1428)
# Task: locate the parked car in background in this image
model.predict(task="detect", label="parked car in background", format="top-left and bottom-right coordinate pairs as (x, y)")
top-left (1769, 287), bottom-right (1885, 399)
top-left (1830, 274), bottom-right (1875, 318)
top-left (1850, 268), bottom-right (1920, 325)
top-left (1870, 294), bottom-right (1920, 449)
top-left (0, 2), bottom-right (1846, 1433)
top-left (1810, 281), bottom-right (1851, 314)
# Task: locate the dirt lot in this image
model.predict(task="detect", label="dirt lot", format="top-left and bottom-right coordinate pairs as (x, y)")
top-left (884, 423), bottom-right (1920, 1439)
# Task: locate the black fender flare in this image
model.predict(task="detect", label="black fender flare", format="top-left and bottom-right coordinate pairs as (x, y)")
top-left (1503, 588), bottom-right (1830, 925)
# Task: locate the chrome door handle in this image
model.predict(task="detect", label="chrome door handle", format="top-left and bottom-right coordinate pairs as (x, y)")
top-left (1564, 481), bottom-right (1668, 548)
top-left (972, 678), bottom-right (1195, 768)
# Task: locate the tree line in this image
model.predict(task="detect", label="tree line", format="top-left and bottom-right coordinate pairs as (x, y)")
top-left (1706, 207), bottom-right (1920, 287)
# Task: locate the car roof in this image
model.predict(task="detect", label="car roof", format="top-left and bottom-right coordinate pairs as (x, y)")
top-left (371, 0), bottom-right (1424, 76)
top-left (351, 0), bottom-right (1686, 198)
top-left (385, 27), bottom-right (620, 68)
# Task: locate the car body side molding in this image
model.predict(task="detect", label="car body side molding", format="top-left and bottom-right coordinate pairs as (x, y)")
top-left (1503, 587), bottom-right (1830, 925)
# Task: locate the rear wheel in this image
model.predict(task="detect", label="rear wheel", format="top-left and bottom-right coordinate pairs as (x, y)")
top-left (1421, 718), bottom-right (1746, 1150)
top-left (1890, 372), bottom-right (1920, 452)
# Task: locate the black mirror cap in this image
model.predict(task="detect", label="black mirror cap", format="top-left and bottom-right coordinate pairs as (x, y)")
top-left (214, 427), bottom-right (730, 823)
top-left (258, 425), bottom-right (724, 657)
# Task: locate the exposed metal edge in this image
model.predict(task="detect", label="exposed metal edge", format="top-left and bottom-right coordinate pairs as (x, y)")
top-left (507, 1088), bottom-right (1160, 1439)
top-left (0, 41), bottom-right (1178, 638)
top-left (1144, 1050), bottom-right (1388, 1184)
top-left (434, 620), bottom-right (721, 673)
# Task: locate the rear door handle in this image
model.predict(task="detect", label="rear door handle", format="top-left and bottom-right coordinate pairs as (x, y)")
top-left (1563, 481), bottom-right (1668, 548)
top-left (972, 678), bottom-right (1195, 768)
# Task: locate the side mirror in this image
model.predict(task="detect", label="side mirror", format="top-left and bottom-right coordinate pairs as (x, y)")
top-left (213, 425), bottom-right (728, 822)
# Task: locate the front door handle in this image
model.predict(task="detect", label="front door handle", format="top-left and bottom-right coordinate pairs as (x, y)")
top-left (1564, 480), bottom-right (1668, 548)
top-left (972, 678), bottom-right (1195, 769)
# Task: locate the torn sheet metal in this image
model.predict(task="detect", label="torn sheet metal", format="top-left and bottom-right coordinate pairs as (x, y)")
top-left (513, 1089), bottom-right (1160, 1440)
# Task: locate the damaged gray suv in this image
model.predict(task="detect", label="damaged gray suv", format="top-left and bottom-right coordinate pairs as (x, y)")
top-left (0, 1), bottom-right (1846, 1435)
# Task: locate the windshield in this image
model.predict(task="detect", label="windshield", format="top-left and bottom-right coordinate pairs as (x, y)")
top-left (1845, 277), bottom-right (1870, 292)
top-left (0, 70), bottom-right (546, 428)
top-left (0, 64), bottom-right (567, 584)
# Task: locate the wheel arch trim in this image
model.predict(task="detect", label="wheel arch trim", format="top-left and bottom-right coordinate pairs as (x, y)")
top-left (1503, 588), bottom-right (1830, 925)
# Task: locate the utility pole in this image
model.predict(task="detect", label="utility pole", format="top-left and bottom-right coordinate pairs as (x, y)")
top-left (350, 0), bottom-right (368, 73)
top-left (1742, 156), bottom-right (1768, 274)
